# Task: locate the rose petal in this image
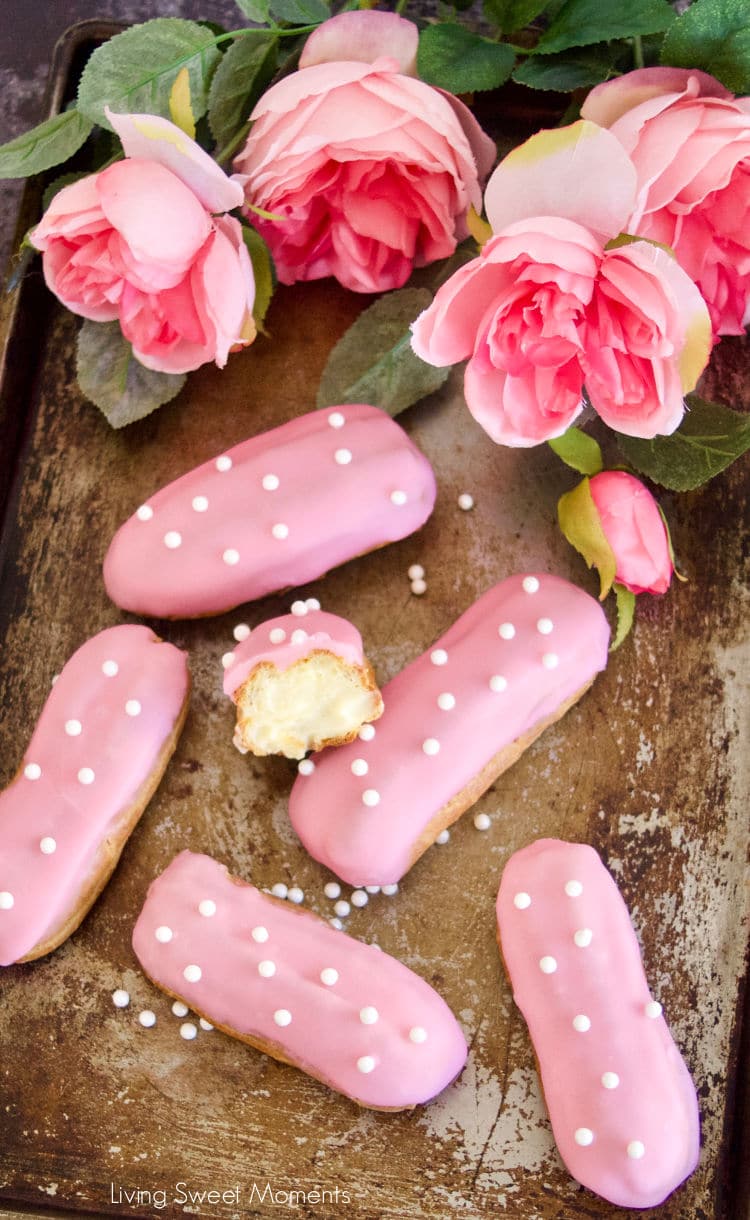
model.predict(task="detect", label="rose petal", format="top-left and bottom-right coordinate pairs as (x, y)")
top-left (581, 67), bottom-right (732, 130)
top-left (97, 159), bottom-right (211, 275)
top-left (30, 175), bottom-right (108, 249)
top-left (300, 11), bottom-right (418, 76)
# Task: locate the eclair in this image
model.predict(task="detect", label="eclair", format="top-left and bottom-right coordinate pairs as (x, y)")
top-left (103, 404), bottom-right (436, 618)
top-left (132, 851), bottom-right (468, 1110)
top-left (289, 573), bottom-right (610, 885)
top-left (0, 626), bottom-right (189, 966)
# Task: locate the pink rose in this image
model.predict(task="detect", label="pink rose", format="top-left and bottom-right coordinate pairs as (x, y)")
top-left (232, 11), bottom-right (495, 293)
top-left (582, 67), bottom-right (750, 337)
top-left (31, 113), bottom-right (255, 374)
top-left (589, 471), bottom-right (672, 595)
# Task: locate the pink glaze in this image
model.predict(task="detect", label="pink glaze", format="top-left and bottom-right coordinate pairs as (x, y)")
top-left (289, 574), bottom-right (610, 885)
top-left (223, 610), bottom-right (365, 698)
top-left (496, 839), bottom-right (700, 1209)
top-left (103, 404), bottom-right (436, 618)
top-left (132, 851), bottom-right (467, 1108)
top-left (0, 626), bottom-right (189, 967)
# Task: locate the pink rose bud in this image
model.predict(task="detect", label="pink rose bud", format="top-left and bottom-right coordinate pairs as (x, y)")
top-left (589, 471), bottom-right (673, 595)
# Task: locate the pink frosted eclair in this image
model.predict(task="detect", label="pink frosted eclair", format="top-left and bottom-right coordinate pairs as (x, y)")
top-left (496, 839), bottom-right (700, 1209)
top-left (103, 404), bottom-right (436, 618)
top-left (132, 851), bottom-right (467, 1109)
top-left (0, 625), bottom-right (190, 967)
top-left (224, 607), bottom-right (383, 760)
top-left (289, 573), bottom-right (610, 885)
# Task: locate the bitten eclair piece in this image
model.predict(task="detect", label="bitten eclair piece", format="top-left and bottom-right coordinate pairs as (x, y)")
top-left (0, 626), bottom-right (190, 966)
top-left (289, 573), bottom-right (610, 886)
top-left (496, 839), bottom-right (700, 1210)
top-left (103, 404), bottom-right (436, 618)
top-left (132, 851), bottom-right (467, 1110)
top-left (224, 609), bottom-right (383, 760)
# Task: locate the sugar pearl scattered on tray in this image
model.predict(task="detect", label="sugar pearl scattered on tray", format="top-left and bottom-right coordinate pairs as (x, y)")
top-left (474, 812), bottom-right (491, 831)
top-left (411, 578), bottom-right (427, 596)
top-left (111, 989), bottom-right (130, 1009)
top-left (458, 493), bottom-right (474, 511)
top-left (408, 564), bottom-right (425, 581)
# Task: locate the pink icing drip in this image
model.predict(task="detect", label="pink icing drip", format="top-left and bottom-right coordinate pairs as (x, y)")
top-left (223, 610), bottom-right (365, 698)
top-left (132, 851), bottom-right (467, 1108)
top-left (288, 574), bottom-right (610, 885)
top-left (103, 404), bottom-right (436, 618)
top-left (0, 625), bottom-right (189, 966)
top-left (496, 839), bottom-right (700, 1209)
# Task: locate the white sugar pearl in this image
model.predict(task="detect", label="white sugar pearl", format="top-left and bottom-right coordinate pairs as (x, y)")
top-left (172, 1001), bottom-right (188, 1017)
top-left (410, 578), bottom-right (427, 596)
top-left (334, 900), bottom-right (351, 918)
top-left (328, 411), bottom-right (345, 428)
top-left (601, 1072), bottom-right (620, 1090)
top-left (575, 1128), bottom-right (594, 1147)
top-left (155, 926), bottom-right (173, 943)
top-left (288, 886), bottom-right (304, 904)
top-left (112, 989), bottom-right (130, 1009)
top-left (233, 623), bottom-right (251, 642)
top-left (359, 1006), bottom-right (378, 1025)
top-left (542, 652), bottom-right (559, 669)
top-left (271, 523), bottom-right (289, 539)
top-left (574, 928), bottom-right (593, 948)
top-left (199, 1018), bottom-right (214, 1031)
top-left (192, 495), bottom-right (208, 512)
top-left (51, 675), bottom-right (59, 686)
top-left (357, 1055), bottom-right (376, 1074)
top-left (77, 767), bottom-right (95, 785)
top-left (408, 564), bottom-right (425, 580)
top-left (198, 899), bottom-right (216, 917)
top-left (183, 964), bottom-right (202, 983)
top-left (436, 829), bottom-right (450, 845)
top-left (65, 719), bottom-right (82, 737)
top-left (474, 813), bottom-right (491, 831)
top-left (422, 737), bottom-right (440, 756)
top-left (409, 1026), bottom-right (428, 1043)
top-left (24, 763), bottom-right (41, 780)
top-left (498, 622), bottom-right (515, 640)
top-left (138, 1010), bottom-right (156, 1028)
top-left (306, 598), bottom-right (320, 611)
top-left (262, 473), bottom-right (279, 491)
top-left (125, 699), bottom-right (142, 717)
top-left (271, 883), bottom-right (288, 899)
top-left (390, 490), bottom-right (407, 506)
top-left (382, 884), bottom-right (399, 896)
top-left (437, 692), bottom-right (455, 710)
top-left (458, 493), bottom-right (474, 511)
top-left (359, 723), bottom-right (376, 741)
top-left (164, 531), bottom-right (182, 549)
top-left (274, 1009), bottom-right (292, 1027)
top-left (298, 759), bottom-right (315, 776)
top-left (645, 1000), bottom-right (663, 1019)
top-left (251, 927), bottom-right (269, 944)
top-left (334, 448), bottom-right (352, 465)
top-left (39, 837), bottom-right (56, 855)
top-left (489, 675), bottom-right (507, 692)
top-left (365, 885), bottom-right (381, 893)
top-left (627, 1141), bottom-right (646, 1160)
top-left (291, 600), bottom-right (308, 616)
top-left (102, 660), bottom-right (119, 677)
top-left (330, 917), bottom-right (343, 930)
top-left (573, 1014), bottom-right (591, 1032)
top-left (291, 629), bottom-right (307, 645)
top-left (539, 956), bottom-right (557, 974)
top-left (223, 548), bottom-right (240, 566)
top-left (431, 649), bottom-right (448, 666)
top-left (351, 890), bottom-right (368, 908)
top-left (216, 455), bottom-right (232, 472)
top-left (320, 968), bottom-right (339, 986)
top-left (537, 617), bottom-right (554, 635)
top-left (221, 652), bottom-right (236, 669)
top-left (351, 758), bottom-right (368, 776)
top-left (362, 789), bottom-right (380, 807)
top-left (0, 892), bottom-right (14, 910)
top-left (324, 882), bottom-right (341, 900)
top-left (180, 1022), bottom-right (198, 1040)
top-left (258, 960), bottom-right (276, 978)
top-left (136, 505), bottom-right (153, 521)
top-left (565, 880), bottom-right (583, 897)
top-left (269, 628), bottom-right (286, 644)
top-left (522, 576), bottom-right (540, 594)
top-left (513, 892), bottom-right (531, 910)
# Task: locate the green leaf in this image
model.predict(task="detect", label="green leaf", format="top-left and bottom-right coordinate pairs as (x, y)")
top-left (661, 0), bottom-right (750, 94)
top-left (611, 583), bottom-right (636, 651)
top-left (548, 426), bottom-right (603, 475)
top-left (235, 0), bottom-right (272, 21)
top-left (208, 33), bottom-right (278, 151)
top-left (77, 19), bottom-right (222, 131)
top-left (483, 0), bottom-right (549, 35)
top-left (513, 44), bottom-right (617, 90)
top-left (417, 24), bottom-right (516, 93)
top-left (241, 225), bottom-right (276, 331)
top-left (616, 394), bottom-right (750, 491)
top-left (0, 110), bottom-right (93, 180)
top-left (533, 0), bottom-right (675, 56)
top-left (557, 476), bottom-right (617, 599)
top-left (269, 0), bottom-right (329, 24)
top-left (76, 320), bottom-right (186, 428)
top-left (317, 287), bottom-right (450, 418)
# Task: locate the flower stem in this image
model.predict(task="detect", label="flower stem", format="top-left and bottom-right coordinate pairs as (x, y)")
top-left (395, 0), bottom-right (409, 13)
top-left (632, 34), bottom-right (644, 70)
